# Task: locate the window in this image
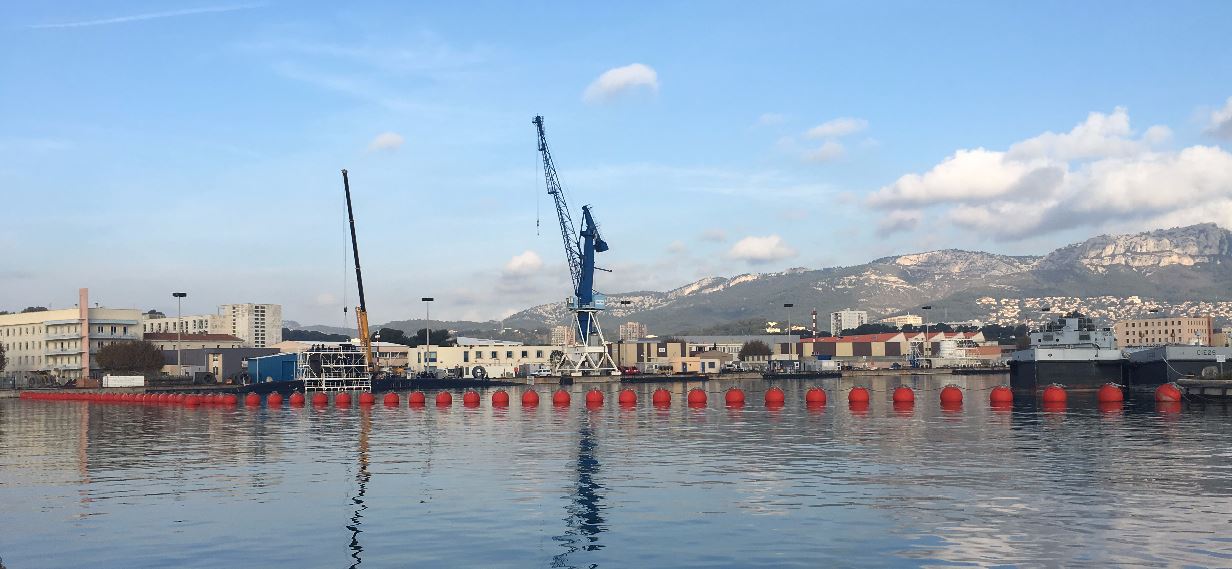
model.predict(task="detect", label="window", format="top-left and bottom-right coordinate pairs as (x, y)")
top-left (463, 351), bottom-right (469, 363)
top-left (506, 351), bottom-right (513, 359)
top-left (475, 351), bottom-right (483, 360)
top-left (490, 351), bottom-right (498, 359)
top-left (536, 350), bottom-right (544, 358)
top-left (521, 350), bottom-right (528, 358)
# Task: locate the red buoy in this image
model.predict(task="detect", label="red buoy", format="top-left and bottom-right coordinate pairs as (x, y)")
top-left (1041, 385), bottom-right (1067, 404)
top-left (463, 391), bottom-right (481, 407)
top-left (892, 386), bottom-right (915, 404)
top-left (184, 395), bottom-right (202, 407)
top-left (492, 390), bottom-right (510, 406)
top-left (245, 393), bottom-right (261, 406)
top-left (553, 390), bottom-right (571, 406)
top-left (989, 385), bottom-right (1014, 405)
top-left (268, 392), bottom-right (284, 406)
top-left (764, 387), bottom-right (785, 406)
top-left (311, 392), bottom-right (328, 406)
top-left (848, 387), bottom-right (870, 404)
top-left (939, 385), bottom-right (963, 405)
top-left (1097, 383), bottom-right (1124, 403)
top-left (687, 388), bottom-right (707, 406)
top-left (651, 388), bottom-right (671, 406)
top-left (335, 392), bottom-right (352, 407)
top-left (521, 390), bottom-right (540, 406)
top-left (725, 388), bottom-right (746, 406)
top-left (383, 392), bottom-right (399, 406)
top-left (408, 391), bottom-right (426, 406)
top-left (355, 392), bottom-right (373, 405)
top-left (436, 392), bottom-right (453, 406)
top-left (1155, 383), bottom-right (1182, 403)
top-left (805, 387), bottom-right (827, 406)
top-left (289, 392), bottom-right (305, 406)
top-left (617, 389), bottom-right (637, 405)
top-left (585, 389), bottom-right (604, 406)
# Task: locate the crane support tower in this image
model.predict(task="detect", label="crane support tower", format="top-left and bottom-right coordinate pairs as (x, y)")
top-left (533, 115), bottom-right (619, 376)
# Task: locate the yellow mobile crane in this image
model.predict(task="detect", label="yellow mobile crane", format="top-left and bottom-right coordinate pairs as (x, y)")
top-left (341, 169), bottom-right (376, 375)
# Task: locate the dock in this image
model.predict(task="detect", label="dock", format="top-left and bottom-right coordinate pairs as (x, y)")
top-left (1176, 378), bottom-right (1232, 399)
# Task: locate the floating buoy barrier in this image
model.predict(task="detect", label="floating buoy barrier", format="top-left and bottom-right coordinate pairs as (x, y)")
top-left (989, 385), bottom-right (1013, 405)
top-left (805, 387), bottom-right (827, 406)
top-left (521, 390), bottom-right (540, 406)
top-left (1041, 385), bottom-right (1067, 404)
top-left (335, 392), bottom-right (352, 407)
top-left (618, 389), bottom-right (637, 405)
top-left (552, 390), bottom-right (571, 406)
top-left (939, 385), bottom-right (963, 406)
top-left (1156, 401), bottom-right (1181, 414)
top-left (382, 392), bottom-right (399, 406)
top-left (687, 388), bottom-right (707, 406)
top-left (289, 392), bottom-right (305, 406)
top-left (245, 393), bottom-right (261, 406)
top-left (435, 392), bottom-right (453, 406)
top-left (1097, 383), bottom-right (1124, 403)
top-left (1155, 383), bottom-right (1182, 403)
top-left (268, 392), bottom-right (283, 406)
top-left (652, 389), bottom-right (671, 406)
top-left (462, 391), bottom-right (481, 407)
top-left (585, 389), bottom-right (604, 406)
top-left (185, 395), bottom-right (202, 406)
top-left (311, 392), bottom-right (328, 406)
top-left (764, 387), bottom-right (785, 406)
top-left (408, 391), bottom-right (426, 406)
top-left (492, 390), bottom-right (510, 406)
top-left (848, 387), bottom-right (870, 404)
top-left (892, 386), bottom-right (915, 404)
top-left (357, 392), bottom-right (374, 405)
top-left (725, 388), bottom-right (745, 406)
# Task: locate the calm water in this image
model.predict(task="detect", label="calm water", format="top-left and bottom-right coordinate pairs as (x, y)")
top-left (2, 375), bottom-right (1232, 568)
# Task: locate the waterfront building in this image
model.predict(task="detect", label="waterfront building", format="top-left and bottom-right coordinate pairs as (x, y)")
top-left (618, 321), bottom-right (649, 341)
top-left (879, 313), bottom-right (923, 328)
top-left (159, 347), bottom-right (279, 382)
top-left (142, 303), bottom-right (282, 348)
top-left (0, 288), bottom-right (142, 384)
top-left (407, 342), bottom-right (559, 377)
top-left (830, 309), bottom-right (869, 334)
top-left (1113, 316), bottom-right (1213, 347)
top-left (143, 332), bottom-right (245, 351)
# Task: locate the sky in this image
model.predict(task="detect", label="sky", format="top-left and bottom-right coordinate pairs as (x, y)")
top-left (3, 1), bottom-right (1232, 326)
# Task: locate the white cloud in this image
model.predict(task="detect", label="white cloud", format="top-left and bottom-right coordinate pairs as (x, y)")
top-left (27, 3), bottom-right (264, 29)
top-left (756, 113), bottom-right (786, 127)
top-left (878, 210), bottom-right (922, 234)
top-left (867, 107), bottom-right (1232, 240)
top-left (700, 228), bottom-right (727, 242)
top-left (583, 63), bottom-right (659, 104)
top-left (727, 235), bottom-right (798, 264)
top-left (806, 117), bottom-right (868, 139)
top-left (503, 250), bottom-right (544, 276)
top-left (805, 140), bottom-right (846, 163)
top-left (367, 132), bottom-right (405, 151)
top-left (1205, 96), bottom-right (1232, 139)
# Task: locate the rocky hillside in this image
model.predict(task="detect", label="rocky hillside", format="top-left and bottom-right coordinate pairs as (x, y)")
top-left (499, 223), bottom-right (1232, 334)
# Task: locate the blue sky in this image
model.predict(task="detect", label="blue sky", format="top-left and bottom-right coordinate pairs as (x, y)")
top-left (3, 1), bottom-right (1232, 325)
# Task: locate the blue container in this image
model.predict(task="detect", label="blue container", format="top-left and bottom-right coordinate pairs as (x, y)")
top-left (247, 353), bottom-right (297, 383)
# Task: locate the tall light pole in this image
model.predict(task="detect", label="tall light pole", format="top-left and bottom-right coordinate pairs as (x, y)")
top-left (617, 300), bottom-right (632, 370)
top-left (421, 296), bottom-right (434, 350)
top-left (172, 292), bottom-right (187, 375)
top-left (784, 303), bottom-right (794, 370)
top-left (921, 305), bottom-right (932, 359)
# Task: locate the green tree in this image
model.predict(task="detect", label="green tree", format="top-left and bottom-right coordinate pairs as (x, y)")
top-left (95, 341), bottom-right (165, 374)
top-left (843, 323), bottom-right (899, 335)
top-left (738, 340), bottom-right (772, 359)
top-left (0, 342), bottom-right (7, 374)
top-left (282, 328), bottom-right (350, 342)
top-left (20, 306), bottom-right (48, 313)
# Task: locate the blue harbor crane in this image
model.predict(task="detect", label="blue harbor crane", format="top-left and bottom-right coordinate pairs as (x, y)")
top-left (533, 115), bottom-right (619, 375)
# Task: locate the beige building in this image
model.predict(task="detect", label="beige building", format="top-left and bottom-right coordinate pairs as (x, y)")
top-left (144, 332), bottom-right (245, 350)
top-left (550, 325), bottom-right (573, 346)
top-left (0, 289), bottom-right (142, 384)
top-left (1114, 316), bottom-right (1213, 347)
top-left (143, 303), bottom-right (282, 348)
top-left (408, 343), bottom-right (559, 377)
top-left (879, 313), bottom-right (923, 328)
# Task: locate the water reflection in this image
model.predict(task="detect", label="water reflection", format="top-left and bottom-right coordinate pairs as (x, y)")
top-left (347, 408), bottom-right (371, 569)
top-left (552, 415), bottom-right (606, 568)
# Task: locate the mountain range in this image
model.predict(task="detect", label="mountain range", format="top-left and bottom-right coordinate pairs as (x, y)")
top-left (296, 223), bottom-right (1232, 337)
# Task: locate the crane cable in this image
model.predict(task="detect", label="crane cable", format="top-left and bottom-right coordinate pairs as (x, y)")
top-left (535, 146), bottom-right (542, 236)
top-left (342, 186), bottom-right (350, 327)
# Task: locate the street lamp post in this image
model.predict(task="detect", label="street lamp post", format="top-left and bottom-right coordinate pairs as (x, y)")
top-left (172, 292), bottom-right (187, 376)
top-left (421, 298), bottom-right (434, 370)
top-left (921, 305), bottom-right (932, 359)
top-left (784, 303), bottom-right (794, 370)
top-left (618, 300), bottom-right (632, 370)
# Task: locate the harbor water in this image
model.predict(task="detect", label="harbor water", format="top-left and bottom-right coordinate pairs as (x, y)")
top-left (3, 375), bottom-right (1231, 568)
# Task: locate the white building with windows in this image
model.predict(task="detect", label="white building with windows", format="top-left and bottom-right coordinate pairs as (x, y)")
top-left (0, 288), bottom-right (142, 383)
top-left (830, 309), bottom-right (869, 334)
top-left (143, 303), bottom-right (282, 348)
